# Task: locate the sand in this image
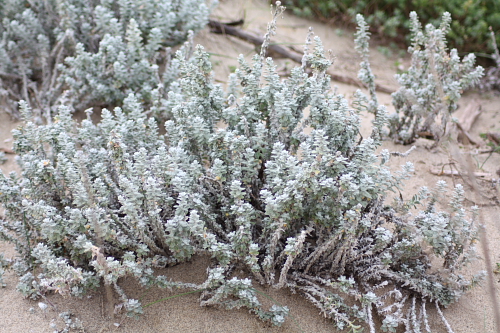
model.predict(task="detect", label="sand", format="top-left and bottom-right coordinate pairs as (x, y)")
top-left (1, 0), bottom-right (499, 332)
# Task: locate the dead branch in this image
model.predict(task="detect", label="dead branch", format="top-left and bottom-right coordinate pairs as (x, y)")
top-left (0, 71), bottom-right (22, 82)
top-left (0, 148), bottom-right (15, 154)
top-left (456, 99), bottom-right (482, 145)
top-left (470, 147), bottom-right (500, 154)
top-left (484, 132), bottom-right (500, 146)
top-left (430, 167), bottom-right (491, 179)
top-left (208, 20), bottom-right (394, 94)
top-left (208, 19), bottom-right (303, 62)
top-left (457, 99), bottom-right (482, 132)
top-left (390, 145), bottom-right (416, 157)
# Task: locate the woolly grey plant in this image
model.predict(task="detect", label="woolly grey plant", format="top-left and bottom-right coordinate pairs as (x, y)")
top-left (480, 29), bottom-right (500, 92)
top-left (0, 0), bottom-right (214, 119)
top-left (0, 4), bottom-right (483, 331)
top-left (388, 11), bottom-right (484, 145)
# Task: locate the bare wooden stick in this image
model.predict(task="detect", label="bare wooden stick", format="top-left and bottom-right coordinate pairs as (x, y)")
top-left (485, 132), bottom-right (500, 145)
top-left (208, 19), bottom-right (303, 62)
top-left (469, 147), bottom-right (500, 154)
top-left (0, 147), bottom-right (14, 154)
top-left (390, 145), bottom-right (416, 157)
top-left (0, 71), bottom-right (22, 81)
top-left (456, 99), bottom-right (482, 145)
top-left (430, 168), bottom-right (491, 178)
top-left (456, 127), bottom-right (479, 146)
top-left (458, 99), bottom-right (482, 132)
top-left (208, 20), bottom-right (394, 94)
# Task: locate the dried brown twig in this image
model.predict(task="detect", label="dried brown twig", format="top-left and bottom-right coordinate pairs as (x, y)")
top-left (208, 19), bottom-right (394, 94)
top-left (456, 99), bottom-right (482, 145)
top-left (430, 168), bottom-right (492, 179)
top-left (0, 148), bottom-right (14, 154)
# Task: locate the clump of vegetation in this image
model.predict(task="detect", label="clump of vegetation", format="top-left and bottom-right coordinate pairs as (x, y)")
top-left (0, 3), bottom-right (484, 332)
top-left (276, 0), bottom-right (500, 57)
top-left (388, 12), bottom-right (484, 145)
top-left (0, 0), bottom-right (214, 119)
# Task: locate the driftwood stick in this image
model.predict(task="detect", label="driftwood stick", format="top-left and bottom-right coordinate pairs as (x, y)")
top-left (456, 126), bottom-right (480, 146)
top-left (223, 19), bottom-right (245, 27)
top-left (209, 20), bottom-right (303, 62)
top-left (457, 99), bottom-right (482, 132)
top-left (456, 99), bottom-right (482, 145)
top-left (485, 132), bottom-right (500, 146)
top-left (430, 168), bottom-right (491, 178)
top-left (472, 147), bottom-right (500, 154)
top-left (0, 71), bottom-right (23, 81)
top-left (0, 147), bottom-right (15, 154)
top-left (208, 20), bottom-right (394, 94)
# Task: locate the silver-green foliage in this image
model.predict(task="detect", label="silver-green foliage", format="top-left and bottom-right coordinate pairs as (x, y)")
top-left (0, 0), bottom-right (213, 119)
top-left (388, 11), bottom-right (484, 145)
top-left (0, 7), bottom-right (482, 331)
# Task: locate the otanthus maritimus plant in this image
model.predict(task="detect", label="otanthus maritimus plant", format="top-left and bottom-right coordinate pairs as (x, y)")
top-left (0, 0), bottom-right (214, 119)
top-left (388, 12), bottom-right (484, 145)
top-left (0, 3), bottom-right (482, 331)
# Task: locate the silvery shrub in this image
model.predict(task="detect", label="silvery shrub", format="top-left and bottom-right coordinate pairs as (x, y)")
top-left (0, 0), bottom-right (215, 119)
top-left (388, 12), bottom-right (484, 145)
top-left (0, 4), bottom-right (483, 331)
